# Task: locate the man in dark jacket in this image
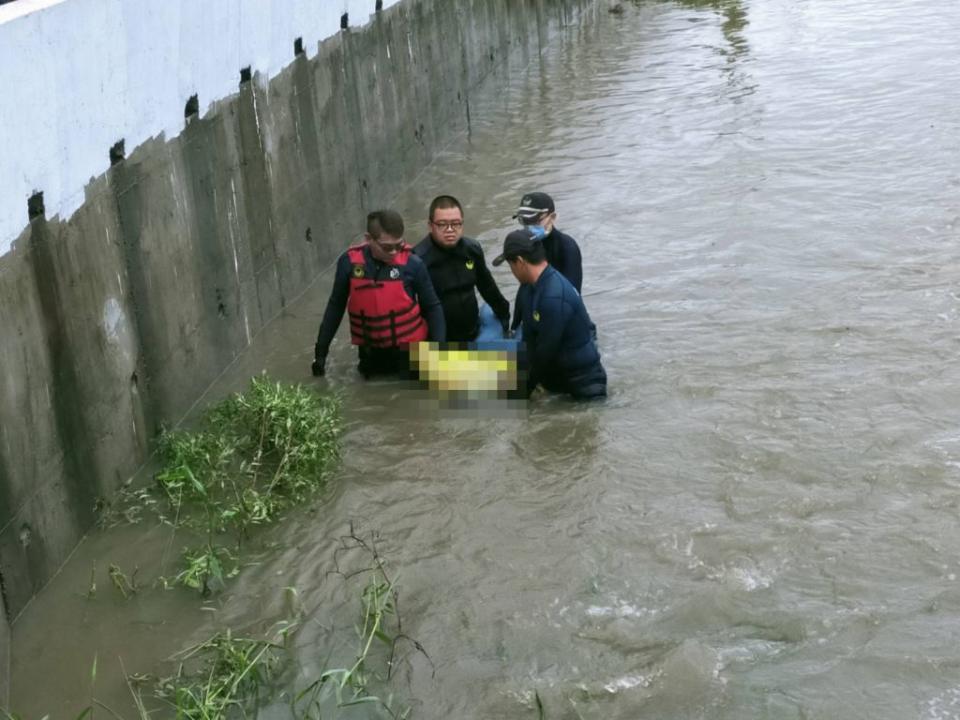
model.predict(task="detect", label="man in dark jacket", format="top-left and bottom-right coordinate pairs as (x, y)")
top-left (513, 191), bottom-right (582, 292)
top-left (312, 210), bottom-right (445, 378)
top-left (413, 195), bottom-right (511, 343)
top-left (493, 229), bottom-right (606, 400)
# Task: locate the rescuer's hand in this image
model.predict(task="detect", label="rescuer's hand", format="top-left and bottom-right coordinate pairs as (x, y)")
top-left (311, 350), bottom-right (326, 377)
top-left (500, 318), bottom-right (512, 339)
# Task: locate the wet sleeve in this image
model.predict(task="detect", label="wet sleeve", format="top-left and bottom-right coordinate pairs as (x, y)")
top-left (314, 254), bottom-right (352, 358)
top-left (412, 259), bottom-right (447, 342)
top-left (563, 238), bottom-right (584, 294)
top-left (512, 285), bottom-right (526, 330)
top-left (472, 244), bottom-right (511, 323)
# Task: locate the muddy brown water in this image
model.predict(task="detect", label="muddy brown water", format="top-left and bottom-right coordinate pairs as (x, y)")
top-left (11, 0), bottom-right (960, 717)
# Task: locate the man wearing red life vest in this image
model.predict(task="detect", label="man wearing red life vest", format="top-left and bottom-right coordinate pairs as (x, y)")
top-left (312, 210), bottom-right (446, 378)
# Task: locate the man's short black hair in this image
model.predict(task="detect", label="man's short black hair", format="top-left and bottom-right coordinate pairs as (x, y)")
top-left (428, 195), bottom-right (463, 221)
top-left (367, 209), bottom-right (405, 239)
top-left (516, 243), bottom-right (546, 264)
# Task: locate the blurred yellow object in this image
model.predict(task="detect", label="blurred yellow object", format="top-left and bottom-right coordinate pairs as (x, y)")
top-left (410, 342), bottom-right (518, 393)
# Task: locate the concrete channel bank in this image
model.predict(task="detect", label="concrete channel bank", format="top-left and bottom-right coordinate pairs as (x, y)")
top-left (0, 0), bottom-right (595, 702)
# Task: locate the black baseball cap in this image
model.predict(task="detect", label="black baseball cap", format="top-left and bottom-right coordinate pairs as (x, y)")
top-left (512, 191), bottom-right (555, 222)
top-left (492, 228), bottom-right (544, 266)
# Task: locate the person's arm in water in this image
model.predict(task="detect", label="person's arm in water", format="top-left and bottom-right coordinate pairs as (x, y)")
top-left (558, 234), bottom-right (583, 294)
top-left (312, 254), bottom-right (352, 375)
top-left (471, 242), bottom-right (511, 332)
top-left (511, 286), bottom-right (525, 331)
top-left (411, 257), bottom-right (446, 342)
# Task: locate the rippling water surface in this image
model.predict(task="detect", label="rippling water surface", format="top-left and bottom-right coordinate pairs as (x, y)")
top-left (12, 0), bottom-right (960, 717)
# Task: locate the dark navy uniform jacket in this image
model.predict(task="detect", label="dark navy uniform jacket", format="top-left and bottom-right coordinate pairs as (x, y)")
top-left (413, 235), bottom-right (510, 342)
top-left (314, 244), bottom-right (445, 361)
top-left (543, 228), bottom-right (583, 294)
top-left (512, 228), bottom-right (583, 330)
top-left (516, 265), bottom-right (606, 399)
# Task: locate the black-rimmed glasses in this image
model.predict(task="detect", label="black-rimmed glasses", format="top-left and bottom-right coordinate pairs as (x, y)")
top-left (431, 220), bottom-right (463, 231)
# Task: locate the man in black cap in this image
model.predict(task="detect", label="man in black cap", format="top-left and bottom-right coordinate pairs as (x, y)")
top-left (414, 195), bottom-right (511, 342)
top-left (513, 191), bottom-right (583, 294)
top-left (493, 229), bottom-right (606, 400)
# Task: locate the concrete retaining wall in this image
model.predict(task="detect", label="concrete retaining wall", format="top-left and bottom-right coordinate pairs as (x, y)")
top-left (0, 0), bottom-right (414, 258)
top-left (0, 0), bottom-right (593, 703)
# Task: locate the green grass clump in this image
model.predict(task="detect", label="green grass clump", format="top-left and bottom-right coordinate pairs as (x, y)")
top-left (153, 628), bottom-right (287, 719)
top-left (154, 376), bottom-right (342, 594)
top-left (173, 544), bottom-right (238, 593)
top-left (157, 376), bottom-right (342, 529)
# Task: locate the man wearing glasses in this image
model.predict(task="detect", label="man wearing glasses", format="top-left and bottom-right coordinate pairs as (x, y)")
top-left (413, 195), bottom-right (511, 343)
top-left (312, 210), bottom-right (445, 378)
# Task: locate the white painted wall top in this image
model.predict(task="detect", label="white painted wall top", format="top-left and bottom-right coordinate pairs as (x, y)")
top-left (0, 0), bottom-right (405, 256)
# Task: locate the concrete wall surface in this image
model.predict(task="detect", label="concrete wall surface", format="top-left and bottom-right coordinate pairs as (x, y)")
top-left (0, 589), bottom-right (5, 708)
top-left (0, 0), bottom-right (594, 702)
top-left (0, 0), bottom-right (408, 258)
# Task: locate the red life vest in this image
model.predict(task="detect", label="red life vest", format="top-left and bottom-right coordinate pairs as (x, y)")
top-left (346, 244), bottom-right (429, 348)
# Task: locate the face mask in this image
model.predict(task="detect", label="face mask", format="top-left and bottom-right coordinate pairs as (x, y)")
top-left (527, 225), bottom-right (547, 240)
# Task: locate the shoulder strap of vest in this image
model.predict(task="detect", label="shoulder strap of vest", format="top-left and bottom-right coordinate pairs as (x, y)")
top-left (347, 244), bottom-right (368, 263)
top-left (395, 246), bottom-right (412, 264)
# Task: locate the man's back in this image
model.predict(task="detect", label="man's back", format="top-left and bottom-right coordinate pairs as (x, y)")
top-left (542, 229), bottom-right (583, 294)
top-left (517, 265), bottom-right (605, 399)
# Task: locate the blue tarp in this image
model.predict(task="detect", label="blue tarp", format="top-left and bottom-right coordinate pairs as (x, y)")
top-left (474, 303), bottom-right (522, 350)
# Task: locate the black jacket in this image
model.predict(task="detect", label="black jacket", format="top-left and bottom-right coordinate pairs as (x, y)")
top-left (413, 235), bottom-right (510, 342)
top-left (544, 229), bottom-right (582, 294)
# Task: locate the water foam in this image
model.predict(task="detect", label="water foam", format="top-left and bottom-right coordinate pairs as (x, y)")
top-left (924, 686), bottom-right (960, 720)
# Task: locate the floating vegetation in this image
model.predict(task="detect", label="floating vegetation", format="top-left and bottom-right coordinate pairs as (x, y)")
top-left (127, 529), bottom-right (423, 720)
top-left (94, 375), bottom-right (343, 596)
top-left (2, 381), bottom-right (440, 719)
top-left (149, 627), bottom-right (288, 719)
top-left (156, 375), bottom-right (342, 533)
top-left (108, 562), bottom-right (140, 599)
top-left (171, 544), bottom-right (238, 594)
top-left (95, 484), bottom-right (161, 529)
top-left (6, 530), bottom-right (427, 720)
top-left (85, 560), bottom-right (97, 600)
top-left (292, 527), bottom-right (432, 719)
